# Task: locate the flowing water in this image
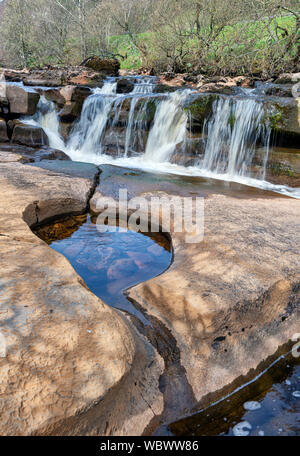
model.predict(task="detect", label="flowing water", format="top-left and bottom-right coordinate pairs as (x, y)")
top-left (202, 97), bottom-right (270, 179)
top-left (23, 77), bottom-right (300, 199)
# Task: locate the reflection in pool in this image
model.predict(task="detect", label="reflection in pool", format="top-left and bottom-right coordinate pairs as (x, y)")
top-left (34, 213), bottom-right (299, 436)
top-left (168, 354), bottom-right (300, 436)
top-left (34, 213), bottom-right (172, 324)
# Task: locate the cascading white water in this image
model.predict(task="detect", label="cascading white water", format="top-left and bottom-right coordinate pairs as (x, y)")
top-left (124, 78), bottom-right (155, 156)
top-left (22, 95), bottom-right (65, 150)
top-left (201, 97), bottom-right (270, 179)
top-left (144, 90), bottom-right (190, 163)
top-left (23, 77), bottom-right (299, 199)
top-left (66, 82), bottom-right (117, 155)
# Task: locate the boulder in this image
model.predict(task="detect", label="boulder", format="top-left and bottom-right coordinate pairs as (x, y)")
top-left (183, 93), bottom-right (218, 132)
top-left (70, 86), bottom-right (92, 103)
top-left (116, 78), bottom-right (134, 94)
top-left (263, 97), bottom-right (300, 144)
top-left (11, 122), bottom-right (49, 147)
top-left (0, 117), bottom-right (8, 142)
top-left (38, 88), bottom-right (66, 108)
top-left (58, 86), bottom-right (92, 122)
top-left (6, 85), bottom-right (40, 116)
top-left (58, 102), bottom-right (82, 123)
top-left (264, 84), bottom-right (294, 98)
top-left (80, 56), bottom-right (120, 76)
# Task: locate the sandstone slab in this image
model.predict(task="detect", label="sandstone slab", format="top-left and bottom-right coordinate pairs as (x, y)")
top-left (0, 158), bottom-right (163, 435)
top-left (90, 166), bottom-right (300, 426)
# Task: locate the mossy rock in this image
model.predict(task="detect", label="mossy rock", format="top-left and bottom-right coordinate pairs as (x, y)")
top-left (263, 98), bottom-right (300, 138)
top-left (183, 93), bottom-right (218, 131)
top-left (134, 97), bottom-right (163, 126)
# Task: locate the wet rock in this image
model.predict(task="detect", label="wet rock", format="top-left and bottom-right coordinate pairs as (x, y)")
top-left (0, 91), bottom-right (9, 115)
top-left (58, 102), bottom-right (82, 122)
top-left (6, 84), bottom-right (40, 115)
top-left (25, 147), bottom-right (70, 162)
top-left (263, 98), bottom-right (300, 143)
top-left (60, 122), bottom-right (73, 141)
top-left (0, 117), bottom-right (8, 142)
top-left (183, 93), bottom-right (218, 132)
top-left (80, 56), bottom-right (120, 76)
top-left (116, 78), bottom-right (134, 94)
top-left (11, 122), bottom-right (49, 147)
top-left (0, 143), bottom-right (69, 162)
top-left (264, 84), bottom-right (294, 98)
top-left (58, 86), bottom-right (91, 121)
top-left (37, 88), bottom-right (66, 108)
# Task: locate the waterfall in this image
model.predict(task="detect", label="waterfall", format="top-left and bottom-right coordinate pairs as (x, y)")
top-left (23, 76), bottom-right (299, 199)
top-left (67, 82), bottom-right (117, 155)
top-left (22, 95), bottom-right (65, 150)
top-left (144, 90), bottom-right (190, 163)
top-left (201, 97), bottom-right (270, 179)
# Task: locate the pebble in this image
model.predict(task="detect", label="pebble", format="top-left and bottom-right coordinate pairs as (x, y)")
top-left (243, 401), bottom-right (261, 411)
top-left (233, 421), bottom-right (252, 436)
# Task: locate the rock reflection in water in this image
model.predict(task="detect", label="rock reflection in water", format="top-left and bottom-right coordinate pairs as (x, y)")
top-left (34, 214), bottom-right (172, 324)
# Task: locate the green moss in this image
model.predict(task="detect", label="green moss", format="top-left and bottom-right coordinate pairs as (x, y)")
top-left (135, 98), bottom-right (157, 124)
top-left (271, 162), bottom-right (294, 177)
top-left (228, 112), bottom-right (235, 128)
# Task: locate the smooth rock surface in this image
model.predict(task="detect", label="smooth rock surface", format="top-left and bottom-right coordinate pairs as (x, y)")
top-left (11, 123), bottom-right (49, 147)
top-left (0, 158), bottom-right (164, 435)
top-left (6, 84), bottom-right (40, 116)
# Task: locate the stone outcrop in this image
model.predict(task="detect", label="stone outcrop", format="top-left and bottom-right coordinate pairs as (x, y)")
top-left (1, 67), bottom-right (104, 88)
top-left (0, 157), bottom-right (163, 436)
top-left (183, 93), bottom-right (218, 132)
top-left (11, 122), bottom-right (49, 147)
top-left (116, 78), bottom-right (135, 94)
top-left (264, 97), bottom-right (300, 145)
top-left (6, 85), bottom-right (40, 116)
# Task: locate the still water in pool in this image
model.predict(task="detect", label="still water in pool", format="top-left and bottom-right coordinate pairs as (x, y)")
top-left (35, 213), bottom-right (172, 324)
